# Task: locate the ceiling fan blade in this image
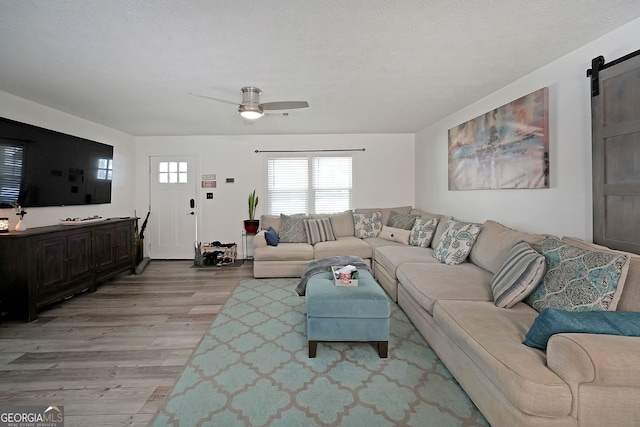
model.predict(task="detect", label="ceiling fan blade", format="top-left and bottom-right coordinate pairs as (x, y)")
top-left (189, 93), bottom-right (238, 106)
top-left (261, 101), bottom-right (309, 111)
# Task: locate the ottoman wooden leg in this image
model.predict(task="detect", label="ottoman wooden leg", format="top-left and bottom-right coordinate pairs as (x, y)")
top-left (309, 341), bottom-right (318, 358)
top-left (378, 341), bottom-right (388, 358)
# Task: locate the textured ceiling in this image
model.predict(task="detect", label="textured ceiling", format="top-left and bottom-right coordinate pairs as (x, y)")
top-left (1, 1), bottom-right (640, 136)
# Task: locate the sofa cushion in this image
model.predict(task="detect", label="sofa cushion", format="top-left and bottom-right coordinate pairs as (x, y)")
top-left (396, 262), bottom-right (492, 315)
top-left (433, 218), bottom-right (483, 265)
top-left (353, 211), bottom-right (383, 238)
top-left (387, 210), bottom-right (418, 230)
top-left (491, 241), bottom-right (546, 308)
top-left (253, 242), bottom-right (314, 261)
top-left (279, 214), bottom-right (309, 243)
top-left (409, 208), bottom-right (439, 218)
top-left (433, 300), bottom-right (572, 417)
top-left (523, 307), bottom-right (640, 350)
top-left (409, 216), bottom-right (439, 248)
top-left (375, 245), bottom-right (437, 280)
top-left (313, 236), bottom-right (373, 260)
top-left (264, 227), bottom-right (279, 246)
top-left (260, 214), bottom-right (281, 233)
top-left (303, 218), bottom-right (336, 244)
top-left (378, 226), bottom-right (410, 244)
top-left (562, 237), bottom-right (640, 312)
top-left (525, 237), bottom-right (630, 312)
top-left (431, 215), bottom-right (451, 250)
top-left (470, 220), bottom-right (548, 274)
top-left (362, 237), bottom-right (405, 252)
top-left (311, 210), bottom-right (355, 237)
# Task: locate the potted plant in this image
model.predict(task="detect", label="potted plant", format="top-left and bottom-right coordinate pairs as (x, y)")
top-left (244, 189), bottom-right (260, 234)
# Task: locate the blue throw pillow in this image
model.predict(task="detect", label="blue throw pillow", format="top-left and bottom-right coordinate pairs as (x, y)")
top-left (523, 308), bottom-right (640, 350)
top-left (264, 227), bottom-right (279, 246)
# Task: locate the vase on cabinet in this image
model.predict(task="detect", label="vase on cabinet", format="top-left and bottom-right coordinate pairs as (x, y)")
top-left (15, 219), bottom-right (27, 231)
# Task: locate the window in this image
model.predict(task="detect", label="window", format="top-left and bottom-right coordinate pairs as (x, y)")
top-left (0, 140), bottom-right (24, 207)
top-left (158, 161), bottom-right (188, 184)
top-left (267, 155), bottom-right (352, 214)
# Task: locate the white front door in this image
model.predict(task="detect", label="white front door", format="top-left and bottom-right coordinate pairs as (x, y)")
top-left (149, 156), bottom-right (198, 259)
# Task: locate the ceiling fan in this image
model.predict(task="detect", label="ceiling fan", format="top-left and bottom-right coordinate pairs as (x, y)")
top-left (191, 87), bottom-right (309, 122)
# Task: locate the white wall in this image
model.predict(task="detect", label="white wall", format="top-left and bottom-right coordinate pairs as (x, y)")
top-left (135, 133), bottom-right (415, 255)
top-left (0, 90), bottom-right (136, 229)
top-left (415, 17), bottom-right (640, 239)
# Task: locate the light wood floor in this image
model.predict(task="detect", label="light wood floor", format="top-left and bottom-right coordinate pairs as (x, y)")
top-left (0, 260), bottom-right (253, 426)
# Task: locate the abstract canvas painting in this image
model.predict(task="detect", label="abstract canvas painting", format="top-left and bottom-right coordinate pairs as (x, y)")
top-left (448, 87), bottom-right (549, 190)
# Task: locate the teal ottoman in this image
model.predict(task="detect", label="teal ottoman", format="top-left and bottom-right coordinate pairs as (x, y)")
top-left (306, 269), bottom-right (390, 358)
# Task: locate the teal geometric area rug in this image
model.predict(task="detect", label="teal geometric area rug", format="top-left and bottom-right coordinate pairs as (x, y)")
top-left (152, 278), bottom-right (488, 427)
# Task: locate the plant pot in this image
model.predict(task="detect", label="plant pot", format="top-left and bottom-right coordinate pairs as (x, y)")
top-left (244, 220), bottom-right (259, 234)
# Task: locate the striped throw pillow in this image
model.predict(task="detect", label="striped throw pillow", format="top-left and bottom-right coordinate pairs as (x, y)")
top-left (303, 218), bottom-right (337, 245)
top-left (491, 241), bottom-right (546, 308)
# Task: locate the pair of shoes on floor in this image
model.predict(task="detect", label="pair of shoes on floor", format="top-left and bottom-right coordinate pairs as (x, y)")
top-left (211, 241), bottom-right (236, 248)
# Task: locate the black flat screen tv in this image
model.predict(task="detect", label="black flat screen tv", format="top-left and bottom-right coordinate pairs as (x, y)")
top-left (0, 117), bottom-right (113, 208)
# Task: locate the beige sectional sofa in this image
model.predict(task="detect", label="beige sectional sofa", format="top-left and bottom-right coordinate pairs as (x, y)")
top-left (252, 206), bottom-right (413, 278)
top-left (252, 207), bottom-right (640, 427)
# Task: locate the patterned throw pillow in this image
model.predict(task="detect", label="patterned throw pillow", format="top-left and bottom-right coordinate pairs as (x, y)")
top-left (278, 214), bottom-right (309, 243)
top-left (387, 211), bottom-right (418, 230)
top-left (409, 217), bottom-right (439, 248)
top-left (303, 218), bottom-right (336, 245)
top-left (353, 211), bottom-right (383, 238)
top-left (491, 241), bottom-right (546, 308)
top-left (525, 237), bottom-right (630, 312)
top-left (433, 218), bottom-right (483, 265)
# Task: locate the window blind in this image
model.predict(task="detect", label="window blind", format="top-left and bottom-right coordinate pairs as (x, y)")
top-left (312, 156), bottom-right (352, 214)
top-left (267, 155), bottom-right (352, 215)
top-left (267, 157), bottom-right (309, 214)
top-left (0, 140), bottom-right (24, 206)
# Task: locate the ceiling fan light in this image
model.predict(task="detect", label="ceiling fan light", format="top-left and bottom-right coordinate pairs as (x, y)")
top-left (238, 106), bottom-right (264, 120)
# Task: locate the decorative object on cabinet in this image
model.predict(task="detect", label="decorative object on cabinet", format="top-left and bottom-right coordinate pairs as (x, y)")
top-left (0, 218), bottom-right (8, 233)
top-left (58, 216), bottom-right (104, 225)
top-left (244, 189), bottom-right (260, 234)
top-left (14, 203), bottom-right (27, 231)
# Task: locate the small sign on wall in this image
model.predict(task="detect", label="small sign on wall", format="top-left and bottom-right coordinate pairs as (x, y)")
top-left (201, 173), bottom-right (216, 188)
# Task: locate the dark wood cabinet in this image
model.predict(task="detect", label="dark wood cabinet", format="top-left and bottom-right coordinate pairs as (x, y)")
top-left (0, 218), bottom-right (135, 321)
top-left (35, 231), bottom-right (94, 305)
top-left (94, 224), bottom-right (133, 283)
